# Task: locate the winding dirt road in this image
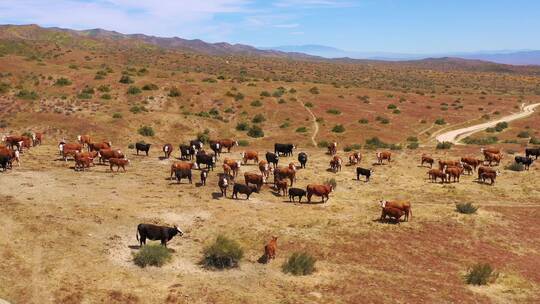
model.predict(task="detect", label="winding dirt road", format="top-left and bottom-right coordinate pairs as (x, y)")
top-left (298, 99), bottom-right (319, 146)
top-left (435, 103), bottom-right (540, 144)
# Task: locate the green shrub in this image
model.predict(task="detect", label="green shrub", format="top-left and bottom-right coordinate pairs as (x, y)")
top-left (133, 244), bottom-right (171, 268)
top-left (465, 263), bottom-right (497, 286)
top-left (317, 140), bottom-right (329, 148)
top-left (392, 109), bottom-right (401, 114)
top-left (119, 75), bottom-right (133, 84)
top-left (137, 68), bottom-right (148, 76)
top-left (436, 141), bottom-right (453, 149)
top-left (376, 116), bottom-right (390, 124)
top-left (327, 108), bottom-right (341, 115)
top-left (365, 137), bottom-right (389, 149)
top-left (325, 178), bottom-right (337, 189)
top-left (304, 102), bottom-right (313, 108)
top-left (127, 86), bottom-right (141, 95)
top-left (280, 122), bottom-right (290, 129)
top-left (16, 89), bottom-right (39, 100)
top-left (387, 104), bottom-right (397, 109)
top-left (202, 235), bottom-right (244, 269)
top-left (344, 144), bottom-right (361, 152)
top-left (130, 105), bottom-right (147, 114)
top-left (435, 118), bottom-right (446, 125)
top-left (407, 136), bottom-right (418, 142)
top-left (142, 83), bottom-right (158, 91)
top-left (530, 137), bottom-right (540, 145)
top-left (389, 144), bottom-right (402, 150)
top-left (250, 100), bottom-right (262, 107)
top-left (456, 203), bottom-right (478, 214)
top-left (296, 127), bottom-right (308, 133)
top-left (407, 142), bottom-right (419, 149)
top-left (506, 162), bottom-right (525, 172)
top-left (234, 92), bottom-right (244, 101)
top-left (138, 126), bottom-right (155, 137)
top-left (252, 114), bottom-right (266, 124)
top-left (128, 143), bottom-right (135, 149)
top-left (260, 91), bottom-right (271, 97)
top-left (168, 87), bottom-right (181, 97)
top-left (112, 112), bottom-right (122, 119)
top-left (247, 125), bottom-right (264, 138)
top-left (517, 131), bottom-right (530, 138)
top-left (236, 122), bottom-right (249, 131)
top-left (494, 122), bottom-right (508, 132)
top-left (97, 84), bottom-right (110, 92)
top-left (202, 77), bottom-right (217, 83)
top-left (309, 87), bottom-right (319, 94)
top-left (237, 140), bottom-right (249, 147)
top-left (462, 136), bottom-right (498, 145)
top-left (0, 82), bottom-right (10, 94)
top-left (282, 252), bottom-right (316, 276)
top-left (358, 118), bottom-right (369, 124)
top-left (101, 94), bottom-right (112, 100)
top-left (55, 77), bottom-right (72, 86)
top-left (331, 124), bottom-right (345, 133)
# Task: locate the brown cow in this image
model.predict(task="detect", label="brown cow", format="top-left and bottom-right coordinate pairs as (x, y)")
top-left (481, 147), bottom-right (501, 155)
top-left (0, 148), bottom-right (20, 167)
top-left (258, 160), bottom-right (273, 180)
top-left (223, 158), bottom-right (241, 177)
top-left (170, 162), bottom-right (197, 179)
top-left (484, 152), bottom-right (502, 166)
top-left (88, 141), bottom-right (111, 152)
top-left (376, 151), bottom-right (391, 164)
top-left (245, 172), bottom-right (265, 191)
top-left (218, 139), bottom-right (238, 153)
top-left (427, 168), bottom-right (448, 183)
top-left (274, 166), bottom-right (296, 186)
top-left (163, 144), bottom-right (173, 159)
top-left (59, 142), bottom-right (83, 156)
top-left (380, 206), bottom-right (405, 224)
top-left (263, 236), bottom-right (278, 263)
top-left (306, 184), bottom-right (333, 203)
top-left (462, 163), bottom-right (473, 175)
top-left (74, 156), bottom-right (94, 171)
top-left (78, 135), bottom-right (92, 147)
top-left (421, 154), bottom-right (434, 168)
top-left (379, 200), bottom-right (412, 221)
top-left (461, 157), bottom-right (482, 171)
top-left (349, 152), bottom-right (361, 165)
top-left (480, 171), bottom-right (499, 185)
top-left (275, 179), bottom-right (288, 196)
top-left (20, 136), bottom-right (32, 152)
top-left (438, 159), bottom-right (460, 170)
top-left (62, 148), bottom-right (81, 161)
top-left (242, 151), bottom-right (259, 164)
top-left (478, 166), bottom-right (498, 180)
top-left (98, 149), bottom-right (124, 164)
top-left (2, 135), bottom-right (24, 150)
top-left (32, 132), bottom-right (43, 146)
top-left (327, 142), bottom-right (337, 155)
top-left (330, 155), bottom-right (342, 172)
top-left (109, 158), bottom-right (130, 172)
top-left (75, 151), bottom-right (98, 161)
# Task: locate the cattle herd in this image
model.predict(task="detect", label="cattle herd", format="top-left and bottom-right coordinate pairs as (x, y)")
top-left (1, 131), bottom-right (539, 254)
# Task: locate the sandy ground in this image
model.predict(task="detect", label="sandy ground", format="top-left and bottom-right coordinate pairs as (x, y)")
top-left (435, 103), bottom-right (540, 144)
top-left (1, 142), bottom-right (540, 303)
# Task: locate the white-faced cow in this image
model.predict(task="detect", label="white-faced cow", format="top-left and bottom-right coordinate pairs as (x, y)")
top-left (163, 144), bottom-right (173, 159)
top-left (265, 152), bottom-right (279, 167)
top-left (306, 184), bottom-right (333, 203)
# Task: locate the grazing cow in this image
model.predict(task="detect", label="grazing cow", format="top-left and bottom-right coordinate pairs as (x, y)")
top-left (274, 166), bottom-right (296, 186)
top-left (0, 155), bottom-right (11, 171)
top-left (218, 139), bottom-right (238, 153)
top-left (163, 144), bottom-right (173, 159)
top-left (380, 206), bottom-right (405, 224)
top-left (2, 135), bottom-right (24, 150)
top-left (376, 151), bottom-right (391, 164)
top-left (59, 142), bottom-right (83, 156)
top-left (356, 167), bottom-right (373, 182)
top-left (200, 169), bottom-right (208, 185)
top-left (445, 165), bottom-right (464, 183)
top-left (480, 171), bottom-right (499, 185)
top-left (245, 172), bottom-right (265, 191)
top-left (179, 144), bottom-right (196, 160)
top-left (274, 143), bottom-right (295, 156)
top-left (136, 224), bottom-right (183, 247)
top-left (170, 162), bottom-right (197, 180)
top-left (62, 148), bottom-right (80, 162)
top-left (265, 152), bottom-right (279, 167)
top-left (258, 160), bottom-right (273, 180)
top-left (190, 140), bottom-right (204, 151)
top-left (88, 141), bottom-right (111, 152)
top-left (461, 157), bottom-right (482, 171)
top-left (218, 174), bottom-right (229, 197)
top-left (0, 148), bottom-right (19, 167)
top-left (175, 168), bottom-right (192, 184)
top-left (438, 160), bottom-right (460, 170)
top-left (515, 156), bottom-right (534, 170)
top-left (349, 152), bottom-right (361, 165)
top-left (484, 152), bottom-right (502, 166)
top-left (74, 156), bottom-right (93, 171)
top-left (20, 136), bottom-right (33, 152)
top-left (525, 148), bottom-right (540, 160)
top-left (209, 142), bottom-right (222, 159)
top-left (98, 149), bottom-right (124, 163)
top-left (264, 236), bottom-right (278, 262)
top-left (232, 183), bottom-right (258, 200)
top-left (330, 156), bottom-right (342, 172)
top-left (32, 132), bottom-right (43, 146)
top-left (224, 158), bottom-right (242, 177)
top-left (109, 158), bottom-right (130, 172)
top-left (222, 163), bottom-right (233, 178)
top-left (135, 143), bottom-right (151, 156)
top-left (327, 142), bottom-right (337, 155)
top-left (275, 179), bottom-right (288, 196)
top-left (462, 163), bottom-right (473, 175)
top-left (481, 147), bottom-right (501, 156)
top-left (428, 168), bottom-right (448, 183)
top-left (75, 151), bottom-right (98, 160)
top-left (288, 188), bottom-right (306, 203)
top-left (421, 154), bottom-right (434, 168)
top-left (478, 166), bottom-right (497, 179)
top-left (306, 184), bottom-right (333, 203)
top-left (196, 153), bottom-right (216, 171)
top-left (77, 135), bottom-right (92, 147)
top-left (379, 200), bottom-right (412, 222)
top-left (242, 151), bottom-right (259, 164)
top-left (297, 152), bottom-right (308, 169)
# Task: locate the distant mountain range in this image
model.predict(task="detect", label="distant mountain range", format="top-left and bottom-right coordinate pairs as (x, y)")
top-left (265, 45), bottom-right (540, 66)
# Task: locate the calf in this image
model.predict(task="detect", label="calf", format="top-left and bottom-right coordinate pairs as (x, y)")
top-left (515, 156), bottom-right (534, 170)
top-left (163, 144), bottom-right (173, 158)
top-left (461, 157), bottom-right (482, 171)
top-left (200, 169), bottom-right (208, 185)
top-left (380, 206), bottom-right (405, 224)
top-left (480, 171), bottom-right (499, 185)
top-left (376, 151), bottom-right (391, 164)
top-left (297, 152), bottom-right (308, 169)
top-left (421, 154), bottom-right (434, 168)
top-left (75, 156), bottom-right (94, 171)
top-left (349, 152), bottom-right (361, 165)
top-left (259, 160), bottom-right (273, 180)
top-left (175, 168), bottom-right (192, 184)
top-left (136, 224), bottom-right (183, 247)
top-left (478, 166), bottom-right (497, 180)
top-left (218, 174), bottom-right (229, 197)
top-left (356, 167), bottom-right (373, 182)
top-left (196, 153), bottom-right (216, 171)
top-left (32, 132), bottom-right (43, 146)
top-left (327, 142), bottom-right (337, 155)
top-left (263, 236), bottom-right (278, 263)
top-left (462, 163), bottom-right (473, 175)
top-left (288, 188), bottom-right (306, 203)
top-left (62, 148), bottom-right (80, 162)
top-left (330, 156), bottom-right (342, 172)
top-left (274, 166), bottom-right (296, 186)
top-left (525, 148), bottom-right (540, 160)
top-left (109, 158), bottom-right (130, 172)
top-left (306, 184), bottom-right (333, 203)
top-left (275, 179), bottom-right (288, 196)
top-left (135, 143), bottom-right (151, 156)
top-left (179, 144), bottom-right (196, 160)
top-left (242, 151), bottom-right (259, 164)
top-left (379, 200), bottom-right (412, 222)
top-left (224, 158), bottom-right (242, 177)
top-left (265, 152), bottom-right (279, 167)
top-left (245, 172), bottom-right (265, 191)
top-left (232, 183), bottom-right (258, 200)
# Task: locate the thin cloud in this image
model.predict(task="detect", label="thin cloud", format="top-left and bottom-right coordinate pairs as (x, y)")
top-left (274, 23), bottom-right (300, 28)
top-left (273, 0), bottom-right (356, 8)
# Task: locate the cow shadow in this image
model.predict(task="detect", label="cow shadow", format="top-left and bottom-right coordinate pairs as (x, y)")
top-left (270, 190), bottom-right (285, 197)
top-left (326, 168), bottom-right (338, 173)
top-left (211, 192), bottom-right (224, 200)
top-left (257, 254), bottom-right (269, 264)
top-left (158, 156), bottom-right (169, 161)
top-left (128, 245), bottom-right (141, 250)
top-left (195, 182), bottom-right (205, 187)
top-left (373, 218), bottom-right (400, 225)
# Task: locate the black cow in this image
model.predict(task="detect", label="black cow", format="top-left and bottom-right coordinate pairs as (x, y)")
top-left (265, 152), bottom-right (279, 167)
top-left (135, 143), bottom-right (151, 156)
top-left (288, 188), bottom-right (306, 203)
top-left (175, 168), bottom-right (192, 184)
top-left (232, 183), bottom-right (258, 200)
top-left (136, 224), bottom-right (183, 247)
top-left (200, 169), bottom-right (208, 185)
top-left (196, 153), bottom-right (216, 171)
top-left (179, 144), bottom-right (195, 160)
top-left (525, 148), bottom-right (540, 160)
top-left (274, 143), bottom-right (295, 157)
top-left (0, 155), bottom-right (10, 172)
top-left (190, 140), bottom-right (204, 151)
top-left (210, 142), bottom-right (222, 159)
top-left (515, 156), bottom-right (534, 170)
top-left (356, 167), bottom-right (373, 182)
top-left (298, 152), bottom-right (308, 169)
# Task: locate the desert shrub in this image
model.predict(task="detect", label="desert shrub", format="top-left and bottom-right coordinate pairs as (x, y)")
top-left (119, 75), bottom-right (133, 84)
top-left (327, 108), bottom-right (341, 115)
top-left (325, 178), bottom-right (337, 189)
top-left (465, 263), bottom-right (497, 286)
top-left (260, 91), bottom-right (271, 97)
top-left (237, 140), bottom-right (249, 146)
top-left (0, 82), bottom-right (10, 93)
top-left (331, 124), bottom-right (345, 133)
top-left (407, 142), bottom-right (419, 149)
top-left (130, 105), bottom-right (147, 114)
top-left (137, 68), bottom-right (148, 76)
top-left (517, 131), bottom-right (530, 138)
top-left (209, 108), bottom-right (219, 116)
top-left (142, 83), bottom-right (158, 91)
top-left (506, 162), bottom-right (525, 172)
top-left (247, 125), bottom-right (264, 138)
top-left (55, 77), bottom-right (72, 86)
top-left (296, 127), bottom-right (308, 133)
top-left (530, 137), bottom-right (540, 145)
top-left (407, 136), bottom-right (418, 142)
top-left (494, 122), bottom-right (508, 132)
top-left (127, 86), bottom-right (141, 95)
top-left (278, 98), bottom-right (286, 104)
top-left (282, 252), bottom-right (316, 276)
top-left (317, 140), bottom-right (329, 148)
top-left (343, 144), bottom-right (361, 152)
top-left (197, 131), bottom-right (210, 144)
top-left (456, 203), bottom-right (478, 214)
top-left (389, 144), bottom-right (402, 150)
top-left (434, 118), bottom-right (446, 125)
top-left (289, 88), bottom-right (297, 93)
top-left (358, 118), bottom-right (369, 124)
top-left (138, 126), bottom-right (155, 137)
top-left (234, 92), bottom-right (244, 101)
top-left (365, 137), bottom-right (389, 149)
top-left (486, 127), bottom-right (496, 133)
top-left (304, 102), bottom-right (313, 108)
top-left (392, 109), bottom-right (401, 114)
top-left (202, 77), bottom-right (217, 83)
top-left (387, 104), bottom-right (397, 109)
top-left (252, 114), bottom-right (266, 124)
top-left (309, 87), bottom-right (319, 94)
top-left (462, 136), bottom-right (498, 145)
top-left (97, 84), bottom-right (110, 92)
top-left (250, 100), bottom-right (262, 107)
top-left (128, 143), bottom-right (135, 149)
top-left (0, 120), bottom-right (7, 128)
top-left (236, 122), bottom-right (249, 131)
top-left (112, 112), bottom-right (122, 119)
top-left (168, 87), bottom-right (181, 97)
top-left (202, 235), bottom-right (244, 269)
top-left (376, 116), bottom-right (389, 124)
top-left (436, 141), bottom-right (453, 149)
top-left (16, 89), bottom-right (39, 100)
top-left (133, 244), bottom-right (171, 268)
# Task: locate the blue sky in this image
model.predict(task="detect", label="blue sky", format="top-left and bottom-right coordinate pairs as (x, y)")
top-left (0, 0), bottom-right (538, 53)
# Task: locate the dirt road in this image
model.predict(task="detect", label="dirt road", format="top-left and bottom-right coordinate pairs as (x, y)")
top-left (435, 103), bottom-right (540, 144)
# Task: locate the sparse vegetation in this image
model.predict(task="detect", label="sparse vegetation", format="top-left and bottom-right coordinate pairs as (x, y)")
top-left (365, 137), bottom-right (389, 149)
top-left (506, 162), bottom-right (525, 172)
top-left (119, 75), bottom-right (133, 84)
top-left (168, 86), bottom-right (181, 97)
top-left (142, 83), bottom-right (158, 90)
top-left (55, 77), bottom-right (72, 86)
top-left (309, 87), bottom-right (319, 94)
top-left (127, 86), bottom-right (141, 95)
top-left (296, 127), bottom-right (308, 133)
top-left (462, 136), bottom-right (498, 145)
top-left (456, 203), bottom-right (478, 214)
top-left (517, 131), bottom-right (530, 138)
top-left (252, 114), bottom-right (266, 124)
top-left (436, 141), bottom-right (453, 149)
top-left (133, 244), bottom-right (171, 268)
top-left (247, 125), bottom-right (264, 138)
top-left (331, 124), bottom-right (345, 133)
top-left (250, 100), bottom-right (262, 107)
top-left (282, 252), bottom-right (316, 276)
top-left (202, 235), bottom-right (244, 269)
top-left (16, 89), bottom-right (38, 100)
top-left (138, 126), bottom-right (155, 137)
top-left (465, 263), bottom-right (497, 286)
top-left (327, 108), bottom-right (341, 115)
top-left (237, 140), bottom-right (249, 146)
top-left (434, 118), bottom-right (446, 125)
top-left (358, 118), bottom-right (369, 124)
top-left (236, 122), bottom-right (249, 131)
